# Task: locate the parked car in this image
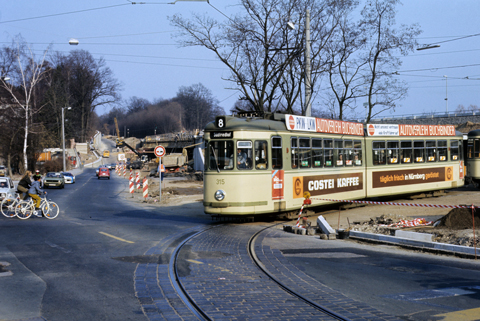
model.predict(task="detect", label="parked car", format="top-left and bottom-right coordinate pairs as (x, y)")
top-left (98, 167), bottom-right (110, 179)
top-left (0, 177), bottom-right (15, 201)
top-left (61, 172), bottom-right (75, 184)
top-left (0, 165), bottom-right (6, 177)
top-left (43, 172), bottom-right (65, 189)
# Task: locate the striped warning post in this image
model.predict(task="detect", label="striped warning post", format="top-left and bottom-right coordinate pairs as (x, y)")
top-left (143, 178), bottom-right (148, 199)
top-left (129, 177), bottom-right (134, 194)
top-left (136, 172), bottom-right (140, 190)
top-left (123, 167), bottom-right (126, 178)
top-left (295, 204), bottom-right (305, 227)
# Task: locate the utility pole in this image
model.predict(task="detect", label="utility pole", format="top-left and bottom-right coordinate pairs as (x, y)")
top-left (305, 9), bottom-right (312, 117)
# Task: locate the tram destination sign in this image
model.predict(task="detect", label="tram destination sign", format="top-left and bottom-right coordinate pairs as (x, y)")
top-left (211, 131), bottom-right (233, 139)
top-left (285, 114), bottom-right (364, 136)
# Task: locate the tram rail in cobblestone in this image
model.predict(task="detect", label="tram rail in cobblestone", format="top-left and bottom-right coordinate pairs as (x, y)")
top-left (248, 224), bottom-right (352, 321)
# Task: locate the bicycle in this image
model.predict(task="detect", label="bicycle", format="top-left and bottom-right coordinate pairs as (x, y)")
top-left (1, 193), bottom-right (22, 218)
top-left (15, 193), bottom-right (60, 220)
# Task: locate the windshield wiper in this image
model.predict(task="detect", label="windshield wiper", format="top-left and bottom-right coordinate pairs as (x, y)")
top-left (209, 145), bottom-right (220, 173)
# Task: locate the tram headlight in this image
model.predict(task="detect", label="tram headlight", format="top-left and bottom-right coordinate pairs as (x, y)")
top-left (214, 190), bottom-right (226, 201)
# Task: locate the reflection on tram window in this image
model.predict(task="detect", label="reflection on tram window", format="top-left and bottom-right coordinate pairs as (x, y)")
top-left (387, 141), bottom-right (399, 164)
top-left (324, 139), bottom-right (333, 167)
top-left (312, 138), bottom-right (323, 168)
top-left (255, 140), bottom-right (268, 170)
top-left (426, 140), bottom-right (436, 162)
top-left (291, 137), bottom-right (298, 168)
top-left (414, 140), bottom-right (424, 163)
top-left (271, 136), bottom-right (282, 169)
top-left (299, 138), bottom-right (311, 168)
top-left (344, 140), bottom-right (353, 166)
top-left (209, 141), bottom-right (234, 170)
top-left (451, 140), bottom-right (460, 161)
top-left (438, 140), bottom-right (447, 161)
top-left (354, 140), bottom-right (362, 166)
top-left (237, 141), bottom-right (253, 170)
top-left (401, 141), bottom-right (412, 163)
top-left (372, 141), bottom-right (386, 165)
top-left (334, 140), bottom-right (343, 166)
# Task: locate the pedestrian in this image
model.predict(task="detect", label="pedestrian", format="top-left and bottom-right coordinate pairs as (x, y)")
top-left (17, 171), bottom-right (32, 200)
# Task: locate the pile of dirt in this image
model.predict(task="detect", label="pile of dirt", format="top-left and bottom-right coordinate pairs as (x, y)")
top-left (456, 121), bottom-right (480, 132)
top-left (437, 207), bottom-right (480, 229)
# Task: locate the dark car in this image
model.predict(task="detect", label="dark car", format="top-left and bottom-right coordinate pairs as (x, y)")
top-left (98, 167), bottom-right (110, 179)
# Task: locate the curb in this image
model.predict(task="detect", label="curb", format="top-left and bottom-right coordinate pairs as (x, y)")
top-left (349, 231), bottom-right (479, 259)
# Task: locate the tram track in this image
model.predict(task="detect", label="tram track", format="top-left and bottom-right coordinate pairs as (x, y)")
top-left (168, 223), bottom-right (358, 321)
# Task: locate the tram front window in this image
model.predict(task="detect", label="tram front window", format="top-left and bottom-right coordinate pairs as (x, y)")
top-left (237, 141), bottom-right (253, 170)
top-left (209, 141), bottom-right (234, 171)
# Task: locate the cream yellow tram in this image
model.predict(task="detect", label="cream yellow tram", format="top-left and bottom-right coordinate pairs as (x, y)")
top-left (203, 113), bottom-right (465, 217)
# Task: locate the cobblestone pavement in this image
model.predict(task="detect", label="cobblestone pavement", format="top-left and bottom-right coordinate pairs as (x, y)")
top-left (136, 223), bottom-right (403, 320)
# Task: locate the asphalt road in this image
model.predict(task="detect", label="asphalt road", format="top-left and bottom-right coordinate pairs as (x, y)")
top-left (0, 166), bottom-right (211, 321)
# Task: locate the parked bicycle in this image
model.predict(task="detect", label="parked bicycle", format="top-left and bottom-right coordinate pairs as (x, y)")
top-left (1, 193), bottom-right (22, 218)
top-left (15, 192), bottom-right (59, 220)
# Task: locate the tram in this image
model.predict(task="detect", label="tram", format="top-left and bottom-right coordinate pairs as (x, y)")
top-left (203, 113), bottom-right (465, 217)
top-left (465, 129), bottom-right (480, 185)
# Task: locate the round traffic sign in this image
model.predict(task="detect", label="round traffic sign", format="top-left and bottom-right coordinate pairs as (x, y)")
top-left (154, 145), bottom-right (166, 157)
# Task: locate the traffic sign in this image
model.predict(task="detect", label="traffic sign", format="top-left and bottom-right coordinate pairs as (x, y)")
top-left (154, 145), bottom-right (166, 158)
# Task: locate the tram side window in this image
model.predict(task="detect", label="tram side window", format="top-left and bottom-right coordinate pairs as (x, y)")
top-left (209, 141), bottom-right (234, 170)
top-left (354, 140), bottom-right (362, 166)
top-left (237, 141), bottom-right (253, 170)
top-left (372, 141), bottom-right (386, 165)
top-left (324, 139), bottom-right (333, 167)
top-left (335, 140), bottom-right (344, 166)
top-left (401, 141), bottom-right (412, 163)
top-left (438, 140), bottom-right (447, 161)
top-left (474, 139), bottom-right (480, 158)
top-left (255, 141), bottom-right (268, 169)
top-left (387, 141), bottom-right (399, 164)
top-left (312, 138), bottom-right (323, 168)
top-left (271, 137), bottom-right (282, 169)
top-left (426, 140), bottom-right (436, 162)
top-left (299, 138), bottom-right (311, 168)
top-left (467, 139), bottom-right (474, 159)
top-left (451, 140), bottom-right (460, 161)
top-left (344, 140), bottom-right (353, 166)
top-left (291, 137), bottom-right (299, 168)
top-left (414, 141), bottom-right (425, 163)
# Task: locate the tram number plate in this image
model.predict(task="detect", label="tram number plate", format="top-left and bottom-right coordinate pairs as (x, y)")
top-left (216, 179), bottom-right (225, 185)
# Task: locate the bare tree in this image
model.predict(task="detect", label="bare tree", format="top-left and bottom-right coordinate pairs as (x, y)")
top-left (170, 0), bottom-right (349, 115)
top-left (0, 37), bottom-right (50, 172)
top-left (360, 0), bottom-right (421, 121)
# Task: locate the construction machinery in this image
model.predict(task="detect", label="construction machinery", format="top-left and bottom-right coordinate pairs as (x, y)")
top-left (114, 118), bottom-right (149, 164)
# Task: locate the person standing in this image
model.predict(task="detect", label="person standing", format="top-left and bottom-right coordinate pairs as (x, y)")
top-left (17, 171), bottom-right (32, 200)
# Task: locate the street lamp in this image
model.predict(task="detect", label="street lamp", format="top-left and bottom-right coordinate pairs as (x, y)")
top-left (286, 9), bottom-right (312, 116)
top-left (62, 107), bottom-right (72, 172)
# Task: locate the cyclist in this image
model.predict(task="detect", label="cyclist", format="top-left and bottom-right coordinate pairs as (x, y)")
top-left (27, 176), bottom-right (46, 216)
top-left (17, 171), bottom-right (32, 200)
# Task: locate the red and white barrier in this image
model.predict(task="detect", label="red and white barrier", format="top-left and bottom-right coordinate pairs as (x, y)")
top-left (136, 172), bottom-right (140, 190)
top-left (143, 178), bottom-right (148, 199)
top-left (295, 204), bottom-right (305, 227)
top-left (311, 197), bottom-right (479, 209)
top-left (129, 177), bottom-right (134, 194)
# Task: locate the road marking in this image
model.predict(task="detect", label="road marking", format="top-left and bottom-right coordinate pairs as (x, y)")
top-left (187, 259), bottom-right (204, 264)
top-left (99, 232), bottom-right (134, 244)
top-left (434, 307), bottom-right (480, 321)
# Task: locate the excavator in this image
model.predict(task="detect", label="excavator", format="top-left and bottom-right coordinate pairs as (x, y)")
top-left (114, 117), bottom-right (149, 166)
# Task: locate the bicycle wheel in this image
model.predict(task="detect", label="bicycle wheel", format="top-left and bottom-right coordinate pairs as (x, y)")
top-left (15, 201), bottom-right (33, 220)
top-left (1, 198), bottom-right (17, 218)
top-left (42, 201), bottom-right (59, 219)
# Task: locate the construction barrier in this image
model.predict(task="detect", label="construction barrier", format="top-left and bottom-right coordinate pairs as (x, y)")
top-left (311, 197), bottom-right (479, 209)
top-left (136, 172), bottom-right (140, 190)
top-left (143, 178), bottom-right (148, 199)
top-left (129, 177), bottom-right (134, 194)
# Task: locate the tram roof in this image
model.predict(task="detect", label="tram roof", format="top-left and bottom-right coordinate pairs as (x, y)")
top-left (468, 129), bottom-right (480, 137)
top-left (205, 114), bottom-right (287, 132)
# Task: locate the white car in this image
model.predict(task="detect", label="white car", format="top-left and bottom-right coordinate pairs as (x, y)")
top-left (0, 177), bottom-right (16, 201)
top-left (61, 172), bottom-right (75, 184)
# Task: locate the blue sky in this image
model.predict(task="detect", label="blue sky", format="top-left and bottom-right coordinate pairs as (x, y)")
top-left (0, 1), bottom-right (479, 119)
